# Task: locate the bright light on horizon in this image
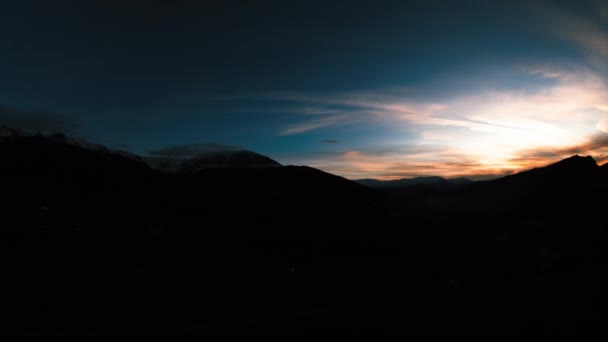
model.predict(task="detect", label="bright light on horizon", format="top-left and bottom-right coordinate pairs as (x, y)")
top-left (274, 66), bottom-right (608, 180)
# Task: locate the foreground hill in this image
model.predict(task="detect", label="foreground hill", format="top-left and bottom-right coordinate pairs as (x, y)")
top-left (0, 129), bottom-right (161, 235)
top-left (431, 155), bottom-right (608, 214)
top-left (0, 130), bottom-right (375, 238)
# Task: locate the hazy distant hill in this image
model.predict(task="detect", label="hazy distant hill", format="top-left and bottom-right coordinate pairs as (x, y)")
top-left (356, 176), bottom-right (473, 189)
top-left (356, 177), bottom-right (474, 212)
top-left (145, 150), bottom-right (282, 173)
top-left (179, 150), bottom-right (282, 172)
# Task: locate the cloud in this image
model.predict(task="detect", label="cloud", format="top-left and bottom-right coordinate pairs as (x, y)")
top-left (208, 6), bottom-right (608, 180)
top-left (321, 139), bottom-right (338, 144)
top-left (266, 66), bottom-right (608, 142)
top-left (511, 131), bottom-right (608, 167)
top-left (260, 65), bottom-right (608, 179)
top-left (278, 113), bottom-right (357, 135)
top-left (597, 117), bottom-right (608, 133)
top-left (545, 1), bottom-right (608, 68)
top-left (306, 131), bottom-right (608, 180)
top-left (0, 106), bottom-right (79, 134)
top-left (295, 148), bottom-right (510, 181)
top-left (148, 142), bottom-right (242, 157)
top-left (278, 144), bottom-right (502, 180)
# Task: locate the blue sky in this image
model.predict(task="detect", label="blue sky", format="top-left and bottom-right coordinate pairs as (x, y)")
top-left (1, 1), bottom-right (607, 179)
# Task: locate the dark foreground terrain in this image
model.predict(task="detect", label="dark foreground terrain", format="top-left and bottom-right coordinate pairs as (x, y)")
top-left (2, 130), bottom-right (608, 339)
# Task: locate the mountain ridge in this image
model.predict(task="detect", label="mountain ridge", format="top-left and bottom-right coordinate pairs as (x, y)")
top-left (0, 128), bottom-right (374, 237)
top-left (356, 176), bottom-right (473, 189)
top-left (431, 154), bottom-right (607, 214)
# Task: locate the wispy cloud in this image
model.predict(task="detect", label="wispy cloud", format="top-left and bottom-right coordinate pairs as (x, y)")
top-left (511, 131), bottom-right (608, 167)
top-left (279, 113), bottom-right (355, 135)
top-left (283, 148), bottom-right (508, 181)
top-left (545, 1), bottom-right (608, 68)
top-left (267, 64), bottom-right (608, 178)
top-left (267, 65), bottom-right (607, 137)
top-left (206, 3), bottom-right (608, 179)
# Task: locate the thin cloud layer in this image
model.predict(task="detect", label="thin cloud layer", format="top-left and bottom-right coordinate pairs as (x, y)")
top-left (265, 64), bottom-right (608, 179)
top-left (512, 132), bottom-right (608, 166)
top-left (547, 1), bottom-right (608, 67)
top-left (283, 148), bottom-right (507, 181)
top-left (249, 2), bottom-right (608, 179)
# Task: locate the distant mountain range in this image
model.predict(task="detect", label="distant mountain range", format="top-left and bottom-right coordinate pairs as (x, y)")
top-left (355, 176), bottom-right (474, 189)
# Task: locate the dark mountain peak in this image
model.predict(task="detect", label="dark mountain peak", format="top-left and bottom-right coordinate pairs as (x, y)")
top-left (491, 154), bottom-right (599, 186)
top-left (520, 154), bottom-right (598, 181)
top-left (179, 150), bottom-right (282, 173)
top-left (548, 154), bottom-right (597, 170)
top-left (434, 154), bottom-right (603, 213)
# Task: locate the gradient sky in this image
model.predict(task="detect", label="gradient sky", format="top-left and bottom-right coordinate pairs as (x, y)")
top-left (1, 0), bottom-right (607, 179)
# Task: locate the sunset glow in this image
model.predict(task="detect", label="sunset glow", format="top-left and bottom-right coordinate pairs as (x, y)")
top-left (1, 1), bottom-right (607, 180)
top-left (274, 66), bottom-right (608, 179)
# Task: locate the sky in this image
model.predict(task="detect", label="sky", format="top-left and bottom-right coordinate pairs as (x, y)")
top-left (0, 0), bottom-right (607, 180)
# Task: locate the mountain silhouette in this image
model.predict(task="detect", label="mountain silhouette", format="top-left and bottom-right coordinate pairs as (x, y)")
top-left (0, 129), bottom-right (373, 238)
top-left (432, 154), bottom-right (607, 214)
top-left (3, 129), bottom-right (608, 339)
top-left (0, 130), bottom-right (162, 236)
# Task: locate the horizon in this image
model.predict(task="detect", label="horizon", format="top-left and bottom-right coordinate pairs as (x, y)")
top-left (3, 124), bottom-right (606, 182)
top-left (1, 1), bottom-right (607, 180)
